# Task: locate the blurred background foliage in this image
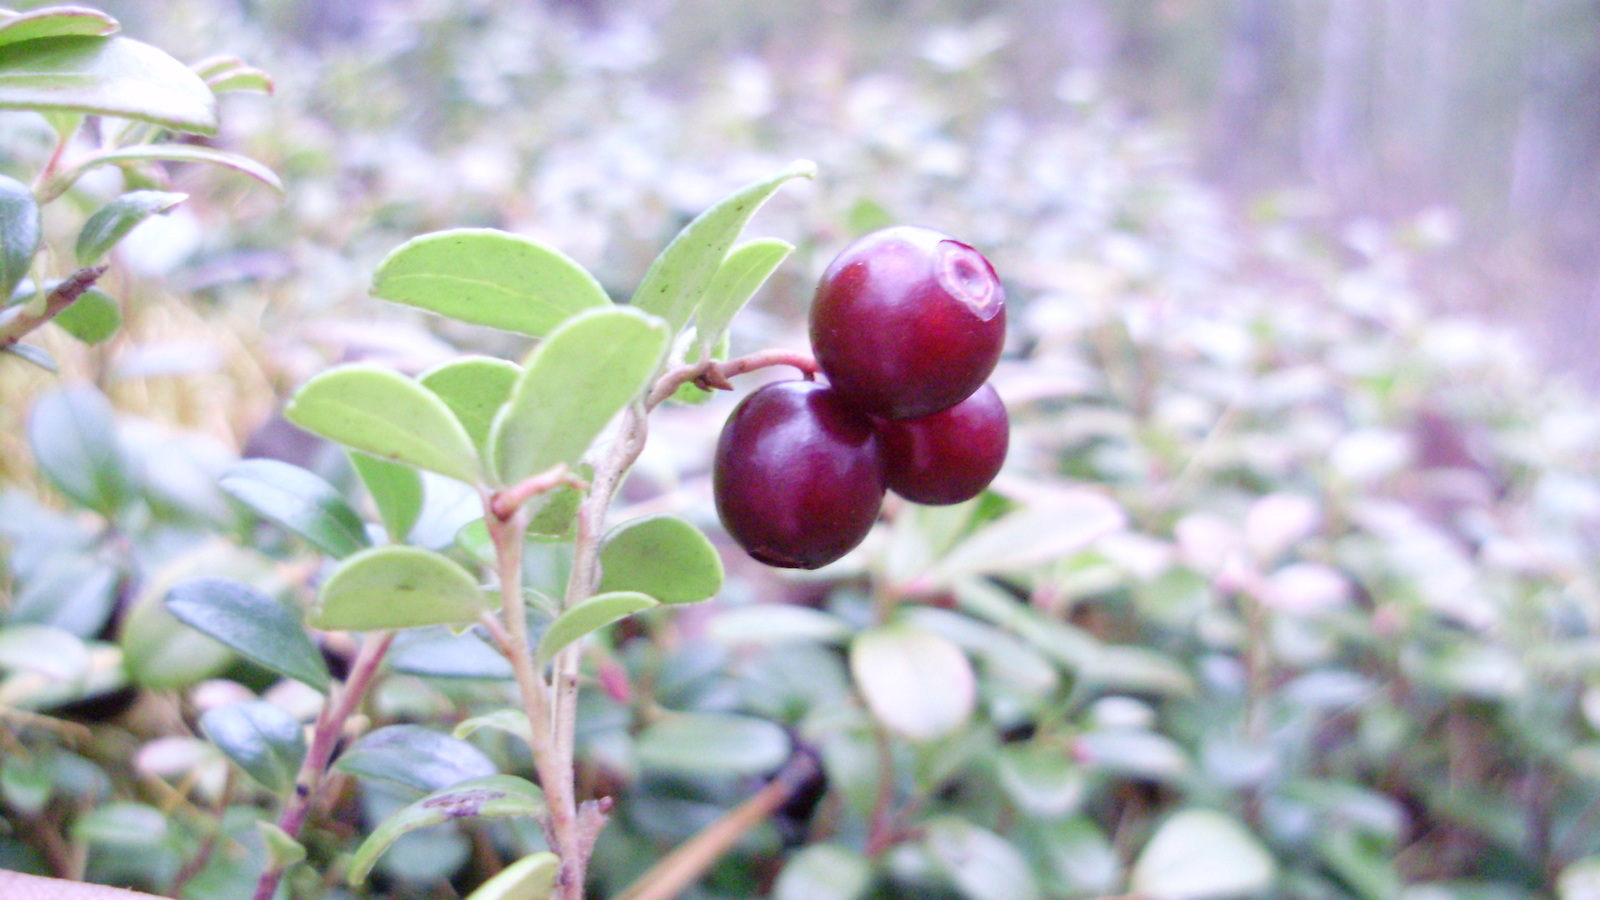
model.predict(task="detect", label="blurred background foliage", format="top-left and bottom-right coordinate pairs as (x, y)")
top-left (4, 1), bottom-right (1600, 899)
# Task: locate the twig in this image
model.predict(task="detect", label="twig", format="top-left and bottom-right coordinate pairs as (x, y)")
top-left (489, 463), bottom-right (587, 522)
top-left (0, 266), bottom-right (108, 351)
top-left (646, 348), bottom-right (818, 409)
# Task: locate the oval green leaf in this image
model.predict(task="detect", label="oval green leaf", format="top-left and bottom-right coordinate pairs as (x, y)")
top-left (635, 712), bottom-right (792, 775)
top-left (348, 774), bottom-right (547, 887)
top-left (0, 624), bottom-right (90, 681)
top-left (50, 286), bottom-right (119, 344)
top-left (536, 590), bottom-right (657, 666)
top-left (198, 701), bottom-right (306, 794)
top-left (695, 237), bottom-right (794, 354)
top-left (925, 816), bottom-right (1042, 900)
top-left (707, 605), bottom-right (854, 646)
top-left (490, 306), bottom-right (669, 485)
top-left (310, 545), bottom-right (486, 631)
top-left (371, 228), bottom-right (610, 337)
top-left (632, 159), bottom-right (815, 336)
top-left (219, 458), bottom-right (371, 559)
top-left (452, 709), bottom-right (533, 744)
top-left (597, 514), bottom-right (723, 605)
top-left (0, 7), bottom-right (119, 48)
top-left (62, 143), bottom-right (281, 194)
top-left (285, 363), bottom-right (482, 485)
top-left (466, 851), bottom-right (559, 900)
top-left (335, 724), bottom-right (498, 796)
top-left (850, 623), bottom-right (975, 742)
top-left (0, 36), bottom-right (217, 134)
top-left (75, 190), bottom-right (187, 266)
top-left (348, 451), bottom-right (423, 544)
top-left (27, 384), bottom-right (131, 516)
top-left (774, 844), bottom-right (875, 900)
top-left (0, 173), bottom-right (40, 302)
top-left (925, 490), bottom-right (1127, 587)
top-left (163, 577), bottom-right (330, 692)
top-left (419, 355), bottom-right (520, 451)
top-left (1131, 809), bottom-right (1276, 900)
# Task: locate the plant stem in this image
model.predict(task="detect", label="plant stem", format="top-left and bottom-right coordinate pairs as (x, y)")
top-left (0, 266), bottom-right (107, 351)
top-left (646, 348), bottom-right (818, 408)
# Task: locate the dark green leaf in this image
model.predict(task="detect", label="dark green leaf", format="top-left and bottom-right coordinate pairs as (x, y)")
top-left (219, 458), bottom-right (371, 559)
top-left (164, 577), bottom-right (330, 692)
top-left (75, 190), bottom-right (186, 266)
top-left (335, 724), bottom-right (499, 796)
top-left (371, 228), bottom-right (611, 337)
top-left (419, 355), bottom-right (520, 452)
top-left (50, 286), bottom-right (119, 344)
top-left (695, 237), bottom-right (794, 354)
top-left (347, 774), bottom-right (546, 886)
top-left (0, 36), bottom-right (217, 134)
top-left (349, 451), bottom-right (423, 544)
top-left (536, 590), bottom-right (656, 666)
top-left (597, 514), bottom-right (723, 604)
top-left (199, 701), bottom-right (306, 793)
top-left (0, 7), bottom-right (119, 48)
top-left (27, 385), bottom-right (131, 516)
top-left (635, 712), bottom-right (791, 775)
top-left (309, 545), bottom-right (487, 631)
top-left (0, 173), bottom-right (39, 301)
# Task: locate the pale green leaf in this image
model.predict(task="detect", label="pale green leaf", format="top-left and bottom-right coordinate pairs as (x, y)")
top-left (774, 844), bottom-right (874, 900)
top-left (50, 286), bottom-right (118, 344)
top-left (850, 623), bottom-right (975, 742)
top-left (695, 237), bottom-right (794, 354)
top-left (419, 355), bottom-right (519, 452)
top-left (706, 605), bottom-right (854, 647)
top-left (75, 189), bottom-right (186, 266)
top-left (466, 852), bottom-right (559, 900)
top-left (452, 709), bottom-right (532, 744)
top-left (536, 590), bottom-right (656, 666)
top-left (0, 173), bottom-right (39, 302)
top-left (65, 143), bottom-right (281, 193)
top-left (925, 816), bottom-right (1041, 900)
top-left (163, 577), bottom-right (330, 692)
top-left (0, 35), bottom-right (217, 134)
top-left (219, 458), bottom-right (371, 559)
top-left (310, 545), bottom-right (487, 631)
top-left (0, 625), bottom-right (89, 681)
top-left (348, 775), bottom-right (547, 886)
top-left (349, 451), bottom-right (423, 543)
top-left (0, 7), bottom-right (119, 48)
top-left (597, 514), bottom-right (723, 604)
top-left (635, 712), bottom-right (791, 775)
top-left (924, 490), bottom-right (1125, 586)
top-left (1131, 809), bottom-right (1276, 900)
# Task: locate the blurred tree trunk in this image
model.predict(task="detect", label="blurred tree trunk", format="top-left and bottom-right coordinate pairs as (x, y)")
top-left (1207, 0), bottom-right (1288, 191)
top-left (1304, 0), bottom-right (1377, 203)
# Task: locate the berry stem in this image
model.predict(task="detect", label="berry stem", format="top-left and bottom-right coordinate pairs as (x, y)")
top-left (646, 348), bottom-right (819, 409)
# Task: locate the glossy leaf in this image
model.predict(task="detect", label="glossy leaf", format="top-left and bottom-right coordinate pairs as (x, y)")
top-left (27, 384), bottom-right (131, 516)
top-left (75, 190), bottom-right (187, 266)
top-left (285, 363), bottom-right (482, 485)
top-left (50, 286), bottom-right (119, 344)
top-left (632, 159), bottom-right (815, 335)
top-left (335, 725), bottom-right (498, 796)
top-left (64, 143), bottom-right (280, 193)
top-left (349, 452), bottom-right (423, 543)
top-left (419, 355), bottom-right (520, 451)
top-left (0, 36), bottom-right (217, 134)
top-left (490, 306), bottom-right (669, 484)
top-left (387, 626), bottom-right (513, 680)
top-left (635, 712), bottom-right (792, 775)
top-left (1131, 809), bottom-right (1276, 900)
top-left (537, 590), bottom-right (657, 666)
top-left (596, 514), bottom-right (723, 604)
top-left (0, 173), bottom-right (39, 302)
top-left (198, 701), bottom-right (306, 793)
top-left (0, 7), bottom-right (119, 47)
top-left (219, 458), bottom-right (371, 559)
top-left (925, 816), bottom-right (1042, 900)
top-left (850, 623), bottom-right (975, 742)
top-left (694, 237), bottom-right (794, 353)
top-left (774, 844), bottom-right (874, 900)
top-left (349, 775), bottom-right (545, 887)
top-left (466, 852), bottom-right (559, 900)
top-left (0, 625), bottom-right (90, 681)
top-left (163, 577), bottom-right (330, 692)
top-left (310, 545), bottom-right (487, 631)
top-left (371, 228), bottom-right (610, 337)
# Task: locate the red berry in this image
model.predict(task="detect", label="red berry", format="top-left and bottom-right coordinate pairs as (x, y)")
top-left (810, 226), bottom-right (1005, 420)
top-left (713, 380), bottom-right (885, 569)
top-left (877, 382), bottom-right (1008, 505)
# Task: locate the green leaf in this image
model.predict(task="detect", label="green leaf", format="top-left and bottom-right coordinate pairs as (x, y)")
top-left (163, 577), bottom-right (330, 692)
top-left (597, 514), bottom-right (723, 604)
top-left (0, 7), bottom-right (119, 48)
top-left (635, 712), bottom-right (792, 775)
top-left (388, 626), bottom-right (512, 680)
top-left (466, 852), bottom-right (559, 900)
top-left (27, 384), bottom-right (132, 516)
top-left (50, 286), bottom-right (119, 344)
top-left (997, 743), bottom-right (1086, 819)
top-left (850, 623), bottom-right (975, 742)
top-left (707, 604), bottom-right (855, 646)
top-left (695, 237), bottom-right (794, 354)
top-left (536, 590), bottom-right (657, 666)
top-left (64, 143), bottom-right (281, 193)
top-left (10, 552), bottom-right (118, 637)
top-left (349, 452), bottom-right (423, 543)
top-left (285, 363), bottom-right (482, 485)
top-left (0, 173), bottom-right (39, 302)
top-left (257, 821), bottom-right (306, 869)
top-left (219, 458), bottom-right (371, 559)
top-left (336, 724), bottom-right (498, 796)
top-left (924, 490), bottom-right (1126, 586)
top-left (490, 306), bottom-right (669, 484)
top-left (453, 709), bottom-right (533, 744)
top-left (925, 816), bottom-right (1042, 900)
top-left (632, 159), bottom-right (815, 336)
top-left (348, 774), bottom-right (546, 886)
top-left (1131, 809), bottom-right (1276, 900)
top-left (774, 844), bottom-right (875, 900)
top-left (0, 625), bottom-right (90, 681)
top-left (192, 56), bottom-right (273, 94)
top-left (71, 802), bottom-right (169, 847)
top-left (198, 701), bottom-right (306, 793)
top-left (419, 355), bottom-right (520, 452)
top-left (371, 228), bottom-right (610, 337)
top-left (0, 35), bottom-right (217, 134)
top-left (310, 545), bottom-right (487, 631)
top-left (75, 190), bottom-right (186, 266)
top-left (1074, 730), bottom-right (1193, 783)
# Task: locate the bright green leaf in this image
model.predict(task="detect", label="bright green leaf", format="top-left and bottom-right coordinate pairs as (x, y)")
top-left (50, 286), bottom-right (119, 344)
top-left (198, 701), bottom-right (306, 793)
top-left (0, 173), bottom-right (39, 302)
top-left (0, 625), bottom-right (89, 681)
top-left (1131, 809), bottom-right (1276, 900)
top-left (490, 306), bottom-right (668, 484)
top-left (27, 384), bottom-right (132, 516)
top-left (257, 821), bottom-right (306, 869)
top-left (925, 816), bottom-right (1042, 900)
top-left (0, 7), bottom-right (119, 48)
top-left (75, 190), bottom-right (186, 266)
top-left (347, 775), bottom-right (546, 886)
top-left (695, 237), bottom-right (794, 354)
top-left (0, 36), bottom-right (217, 134)
top-left (635, 712), bottom-right (791, 775)
top-left (632, 159), bottom-right (815, 336)
top-left (774, 844), bottom-right (874, 900)
top-left (163, 577), bottom-right (330, 692)
top-left (349, 452), bottom-right (423, 543)
top-left (285, 363), bottom-right (482, 485)
top-left (419, 355), bottom-right (520, 452)
top-left (371, 228), bottom-right (610, 337)
top-left (537, 590), bottom-right (656, 666)
top-left (335, 725), bottom-right (498, 796)
top-left (466, 852), bottom-right (559, 900)
top-left (850, 623), bottom-right (975, 742)
top-left (597, 514), bottom-right (723, 605)
top-left (219, 458), bottom-right (371, 559)
top-left (310, 545), bottom-right (486, 631)
top-left (62, 142), bottom-right (281, 194)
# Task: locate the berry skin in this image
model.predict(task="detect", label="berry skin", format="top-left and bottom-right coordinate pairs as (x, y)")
top-left (877, 382), bottom-right (1008, 505)
top-left (810, 225), bottom-right (1005, 420)
top-left (713, 380), bottom-right (886, 569)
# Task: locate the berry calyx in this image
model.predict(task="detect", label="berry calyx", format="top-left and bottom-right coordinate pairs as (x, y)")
top-left (810, 225), bottom-right (1005, 420)
top-left (713, 380), bottom-right (885, 569)
top-left (877, 382), bottom-right (1008, 505)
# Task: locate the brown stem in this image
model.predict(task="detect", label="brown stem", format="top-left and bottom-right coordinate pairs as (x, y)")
top-left (0, 266), bottom-right (108, 351)
top-left (646, 348), bottom-right (818, 409)
top-left (489, 463), bottom-right (586, 522)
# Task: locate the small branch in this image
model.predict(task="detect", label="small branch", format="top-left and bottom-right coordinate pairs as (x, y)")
top-left (0, 266), bottom-right (108, 351)
top-left (646, 348), bottom-right (818, 409)
top-left (489, 463), bottom-right (587, 522)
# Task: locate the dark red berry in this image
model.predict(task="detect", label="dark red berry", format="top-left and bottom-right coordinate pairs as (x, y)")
top-left (713, 380), bottom-right (886, 569)
top-left (810, 226), bottom-right (1005, 420)
top-left (877, 382), bottom-right (1008, 505)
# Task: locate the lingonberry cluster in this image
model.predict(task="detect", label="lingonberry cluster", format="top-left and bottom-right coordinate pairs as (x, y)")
top-left (713, 226), bottom-right (1010, 569)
